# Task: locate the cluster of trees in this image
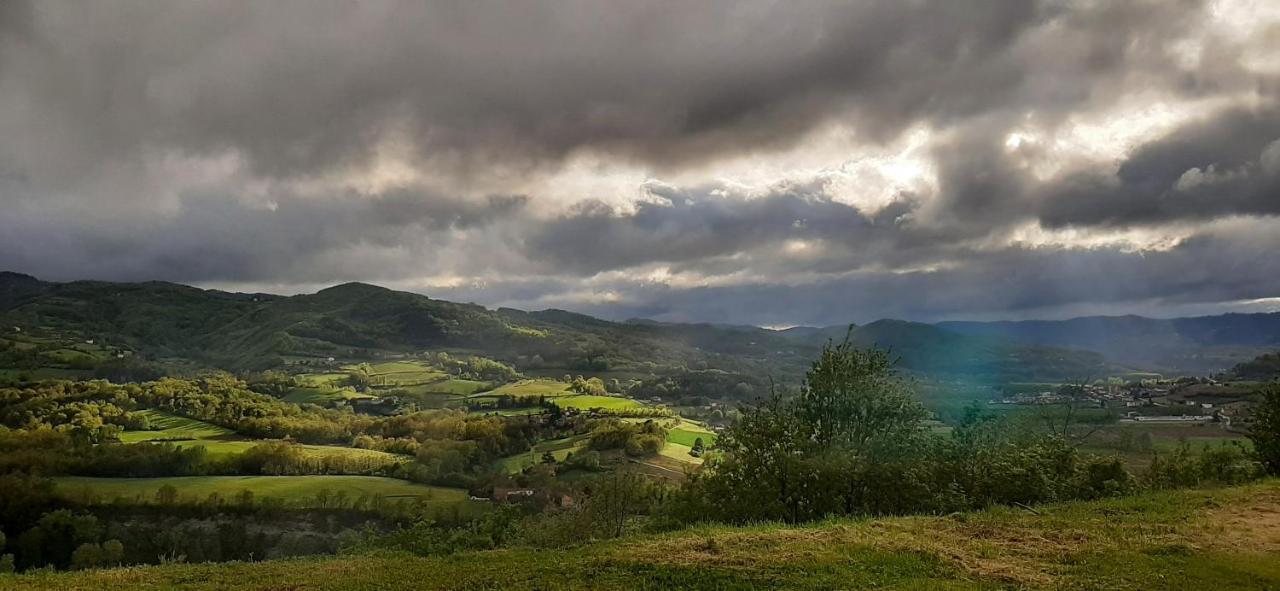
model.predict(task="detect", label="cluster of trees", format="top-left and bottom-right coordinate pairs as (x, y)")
top-left (663, 342), bottom-right (1273, 524)
top-left (587, 420), bottom-right (666, 458)
top-left (566, 375), bottom-right (608, 396)
top-left (628, 369), bottom-right (760, 403)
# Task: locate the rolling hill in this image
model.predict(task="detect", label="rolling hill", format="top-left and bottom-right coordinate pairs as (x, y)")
top-left (939, 313), bottom-right (1280, 374)
top-left (0, 273), bottom-right (1137, 382)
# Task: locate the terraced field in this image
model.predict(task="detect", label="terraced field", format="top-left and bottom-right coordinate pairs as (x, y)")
top-left (116, 410), bottom-right (233, 442)
top-left (118, 410), bottom-right (406, 464)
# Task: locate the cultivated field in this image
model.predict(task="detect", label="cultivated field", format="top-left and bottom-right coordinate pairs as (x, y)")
top-left (117, 410), bottom-right (233, 442)
top-left (480, 379), bottom-right (572, 398)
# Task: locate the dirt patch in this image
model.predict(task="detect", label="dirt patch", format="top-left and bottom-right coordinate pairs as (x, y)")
top-left (1199, 490), bottom-right (1280, 553)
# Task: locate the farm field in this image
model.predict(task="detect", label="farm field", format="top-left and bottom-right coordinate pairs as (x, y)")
top-left (665, 419), bottom-right (716, 447)
top-left (411, 378), bottom-right (490, 395)
top-left (29, 480), bottom-right (1280, 590)
top-left (554, 395), bottom-right (647, 411)
top-left (496, 435), bottom-right (590, 473)
top-left (1081, 421), bottom-right (1251, 468)
top-left (116, 410), bottom-right (233, 442)
top-left (349, 361), bottom-right (448, 386)
top-left (117, 410), bottom-right (407, 463)
top-left (169, 439), bottom-right (410, 463)
top-left (52, 475), bottom-right (467, 507)
top-left (659, 441), bottom-right (703, 465)
top-left (480, 379), bottom-right (572, 398)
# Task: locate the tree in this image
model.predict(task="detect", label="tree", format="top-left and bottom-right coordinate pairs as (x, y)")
top-left (796, 337), bottom-right (926, 451)
top-left (673, 340), bottom-right (931, 523)
top-left (1036, 380), bottom-right (1107, 444)
top-left (585, 472), bottom-right (648, 538)
top-left (690, 437), bottom-right (705, 457)
top-left (70, 542), bottom-right (104, 570)
top-left (101, 539), bottom-right (124, 566)
top-left (155, 484), bottom-right (179, 506)
top-left (1248, 383), bottom-right (1280, 474)
top-left (541, 450), bottom-right (556, 464)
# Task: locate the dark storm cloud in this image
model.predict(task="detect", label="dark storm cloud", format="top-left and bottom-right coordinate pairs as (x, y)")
top-left (1, 0), bottom-right (1277, 324)
top-left (527, 182), bottom-right (920, 274)
top-left (495, 223), bottom-right (1280, 326)
top-left (0, 0), bottom-right (1219, 185)
top-left (0, 187), bottom-right (527, 283)
top-left (1038, 105), bottom-right (1280, 228)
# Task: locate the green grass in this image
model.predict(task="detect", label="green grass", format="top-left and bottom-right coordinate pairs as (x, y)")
top-left (168, 439), bottom-right (409, 463)
top-left (482, 379), bottom-right (573, 398)
top-left (117, 411), bottom-right (405, 464)
top-left (411, 378), bottom-right (490, 395)
top-left (554, 395), bottom-right (646, 411)
top-left (21, 481), bottom-right (1280, 590)
top-left (351, 361), bottom-right (448, 386)
top-left (52, 475), bottom-right (466, 507)
top-left (659, 442), bottom-right (703, 465)
top-left (117, 410), bottom-right (233, 442)
top-left (665, 420), bottom-right (716, 447)
top-left (283, 385), bottom-right (374, 405)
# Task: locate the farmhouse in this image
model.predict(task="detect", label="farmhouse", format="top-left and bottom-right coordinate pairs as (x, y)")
top-left (492, 488), bottom-right (536, 502)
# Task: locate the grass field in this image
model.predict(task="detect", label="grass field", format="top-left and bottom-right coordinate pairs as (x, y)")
top-left (659, 442), bottom-right (703, 465)
top-left (414, 378), bottom-right (490, 395)
top-left (283, 386), bottom-right (374, 405)
top-left (665, 420), bottom-right (716, 448)
top-left (22, 480), bottom-right (1280, 590)
top-left (553, 395), bottom-right (646, 411)
top-left (52, 475), bottom-right (466, 508)
top-left (117, 411), bottom-right (406, 464)
top-left (1081, 422), bottom-right (1251, 468)
top-left (481, 379), bottom-right (573, 398)
top-left (169, 439), bottom-right (410, 463)
top-left (116, 410), bottom-right (233, 442)
top-left (350, 361), bottom-right (448, 386)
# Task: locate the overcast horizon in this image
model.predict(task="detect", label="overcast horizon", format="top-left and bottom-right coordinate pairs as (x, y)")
top-left (3, 1), bottom-right (1279, 326)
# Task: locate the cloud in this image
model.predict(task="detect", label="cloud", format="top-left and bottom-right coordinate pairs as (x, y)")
top-left (1038, 105), bottom-right (1280, 228)
top-left (0, 0), bottom-right (1278, 325)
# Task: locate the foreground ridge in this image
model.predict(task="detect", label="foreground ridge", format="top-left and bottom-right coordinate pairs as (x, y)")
top-left (8, 480), bottom-right (1280, 591)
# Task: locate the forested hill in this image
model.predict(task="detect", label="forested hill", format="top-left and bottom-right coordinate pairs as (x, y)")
top-left (939, 313), bottom-right (1280, 374)
top-left (1230, 351), bottom-right (1280, 381)
top-left (1, 272), bottom-right (1116, 381)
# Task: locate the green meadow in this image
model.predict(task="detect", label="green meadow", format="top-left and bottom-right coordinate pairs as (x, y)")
top-left (480, 379), bottom-right (573, 398)
top-left (554, 394), bottom-right (646, 411)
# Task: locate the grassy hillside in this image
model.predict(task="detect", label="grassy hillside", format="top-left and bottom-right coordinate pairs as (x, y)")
top-left (12, 481), bottom-right (1280, 590)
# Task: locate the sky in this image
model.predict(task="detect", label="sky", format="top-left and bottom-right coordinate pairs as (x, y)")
top-left (1, 0), bottom-right (1279, 326)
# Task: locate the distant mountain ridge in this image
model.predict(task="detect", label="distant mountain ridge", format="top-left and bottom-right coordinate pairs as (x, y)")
top-left (938, 313), bottom-right (1280, 374)
top-left (0, 273), bottom-right (1126, 382)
